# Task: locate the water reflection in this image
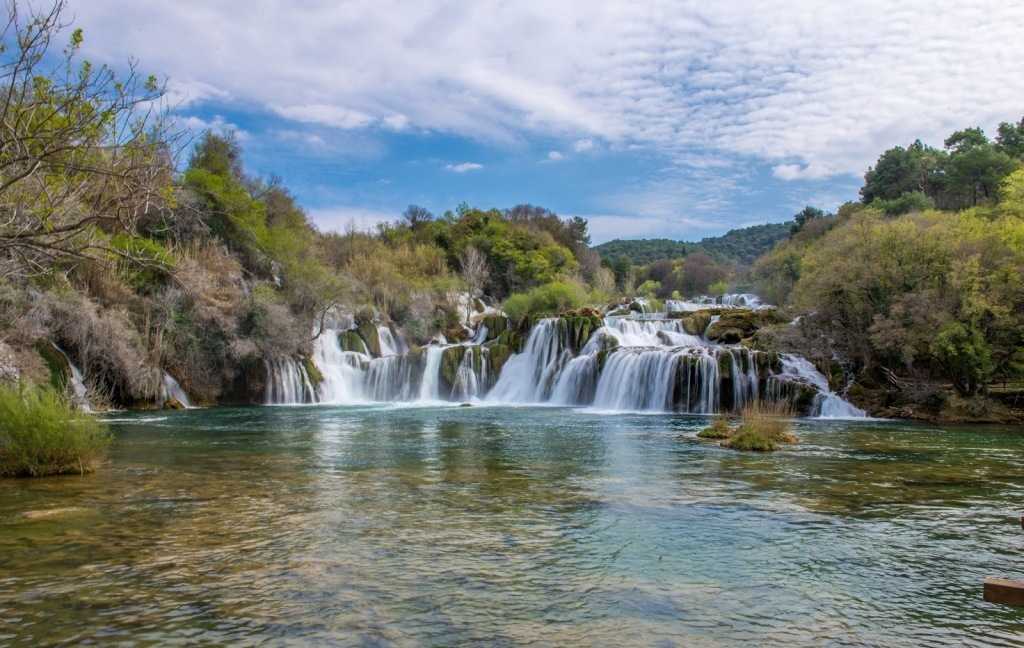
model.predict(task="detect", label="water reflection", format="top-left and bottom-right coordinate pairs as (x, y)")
top-left (0, 406), bottom-right (1022, 646)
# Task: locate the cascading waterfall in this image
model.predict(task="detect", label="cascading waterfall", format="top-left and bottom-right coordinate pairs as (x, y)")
top-left (488, 318), bottom-right (572, 403)
top-left (258, 296), bottom-right (864, 417)
top-left (773, 354), bottom-right (865, 418)
top-left (418, 345), bottom-right (445, 401)
top-left (264, 357), bottom-right (317, 405)
top-left (160, 371), bottom-right (193, 408)
top-left (51, 343), bottom-right (91, 412)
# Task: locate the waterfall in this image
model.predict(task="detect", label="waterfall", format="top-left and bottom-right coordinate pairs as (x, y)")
top-left (377, 325), bottom-right (405, 356)
top-left (487, 319), bottom-right (571, 402)
top-left (775, 354), bottom-right (865, 418)
top-left (51, 343), bottom-right (91, 412)
top-left (160, 371), bottom-right (193, 408)
top-left (418, 345), bottom-right (446, 401)
top-left (253, 298), bottom-right (863, 418)
top-left (592, 349), bottom-right (682, 411)
top-left (666, 293), bottom-right (769, 312)
top-left (264, 357), bottom-right (317, 405)
top-left (452, 347), bottom-right (486, 401)
top-left (313, 329), bottom-right (367, 404)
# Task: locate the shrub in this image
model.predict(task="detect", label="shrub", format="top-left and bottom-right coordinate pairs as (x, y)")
top-left (723, 402), bottom-right (796, 452)
top-left (502, 280), bottom-right (593, 322)
top-left (0, 384), bottom-right (111, 477)
top-left (697, 416), bottom-right (732, 439)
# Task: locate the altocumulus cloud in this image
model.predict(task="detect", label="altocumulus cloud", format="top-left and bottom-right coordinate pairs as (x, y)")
top-left (445, 162), bottom-right (483, 173)
top-left (69, 0), bottom-right (1024, 180)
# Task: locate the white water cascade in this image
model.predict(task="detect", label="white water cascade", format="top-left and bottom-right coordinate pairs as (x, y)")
top-left (774, 354), bottom-right (866, 418)
top-left (51, 343), bottom-right (91, 412)
top-left (260, 298), bottom-right (865, 417)
top-left (160, 372), bottom-right (193, 408)
top-left (264, 357), bottom-right (318, 405)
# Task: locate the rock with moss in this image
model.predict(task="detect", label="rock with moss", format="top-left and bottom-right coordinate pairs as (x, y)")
top-left (439, 345), bottom-right (468, 395)
top-left (356, 321), bottom-right (382, 357)
top-left (676, 310), bottom-right (715, 336)
top-left (486, 342), bottom-right (513, 381)
top-left (35, 340), bottom-right (71, 391)
top-left (303, 357), bottom-right (324, 387)
top-left (338, 330), bottom-right (369, 355)
top-left (705, 308), bottom-right (787, 343)
top-left (480, 314), bottom-right (509, 341)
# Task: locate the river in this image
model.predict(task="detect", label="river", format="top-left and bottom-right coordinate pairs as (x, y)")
top-left (1, 405), bottom-right (1022, 646)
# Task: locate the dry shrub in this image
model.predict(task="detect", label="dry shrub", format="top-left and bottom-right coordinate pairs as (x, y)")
top-left (723, 401), bottom-right (797, 452)
top-left (38, 290), bottom-right (157, 405)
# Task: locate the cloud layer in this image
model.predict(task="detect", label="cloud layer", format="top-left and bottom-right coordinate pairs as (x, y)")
top-left (72, 0), bottom-right (1024, 179)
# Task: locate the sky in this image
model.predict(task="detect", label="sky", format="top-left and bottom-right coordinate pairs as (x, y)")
top-left (65, 0), bottom-right (1024, 243)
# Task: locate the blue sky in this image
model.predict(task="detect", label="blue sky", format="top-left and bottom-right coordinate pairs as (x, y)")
top-left (67, 1), bottom-right (1023, 243)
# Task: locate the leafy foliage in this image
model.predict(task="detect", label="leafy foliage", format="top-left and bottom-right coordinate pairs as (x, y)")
top-left (0, 382), bottom-right (110, 477)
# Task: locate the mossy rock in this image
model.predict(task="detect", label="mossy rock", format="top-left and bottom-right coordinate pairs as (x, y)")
top-left (677, 311), bottom-right (714, 336)
top-left (445, 326), bottom-right (470, 343)
top-left (338, 330), bottom-right (369, 355)
top-left (472, 298), bottom-right (487, 313)
top-left (357, 321), bottom-right (382, 357)
top-left (35, 341), bottom-right (71, 391)
top-left (480, 314), bottom-right (509, 341)
top-left (439, 345), bottom-right (468, 395)
top-left (497, 329), bottom-right (524, 353)
top-left (706, 309), bottom-right (759, 342)
top-left (486, 342), bottom-right (513, 380)
top-left (165, 398), bottom-right (186, 410)
top-left (303, 357), bottom-right (324, 387)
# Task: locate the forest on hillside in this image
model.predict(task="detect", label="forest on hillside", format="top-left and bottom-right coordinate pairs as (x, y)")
top-left (594, 221), bottom-right (791, 267)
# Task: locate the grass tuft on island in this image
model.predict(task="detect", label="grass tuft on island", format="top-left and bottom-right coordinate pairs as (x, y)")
top-left (697, 416), bottom-right (733, 439)
top-left (698, 403), bottom-right (797, 452)
top-left (0, 383), bottom-right (111, 478)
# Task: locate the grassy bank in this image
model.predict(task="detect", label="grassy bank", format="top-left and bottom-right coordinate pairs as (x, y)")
top-left (0, 384), bottom-right (111, 477)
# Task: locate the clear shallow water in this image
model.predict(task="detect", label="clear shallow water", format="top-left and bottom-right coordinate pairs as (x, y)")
top-left (1, 406), bottom-right (1023, 647)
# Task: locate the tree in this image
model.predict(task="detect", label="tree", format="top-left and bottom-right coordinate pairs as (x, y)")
top-left (402, 205), bottom-right (433, 228)
top-left (458, 245), bottom-right (488, 323)
top-left (790, 206), bottom-right (825, 235)
top-left (0, 1), bottom-right (176, 279)
top-left (860, 141), bottom-right (946, 205)
top-left (942, 131), bottom-right (1018, 208)
top-left (996, 117), bottom-right (1024, 159)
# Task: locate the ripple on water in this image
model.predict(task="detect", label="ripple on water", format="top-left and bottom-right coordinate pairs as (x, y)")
top-left (1, 407), bottom-right (1023, 646)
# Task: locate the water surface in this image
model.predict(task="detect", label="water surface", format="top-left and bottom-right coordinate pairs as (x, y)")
top-left (2, 406), bottom-right (1023, 646)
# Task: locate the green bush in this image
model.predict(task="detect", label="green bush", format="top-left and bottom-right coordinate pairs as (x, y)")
top-left (697, 416), bottom-right (732, 439)
top-left (502, 281), bottom-right (593, 321)
top-left (0, 384), bottom-right (111, 477)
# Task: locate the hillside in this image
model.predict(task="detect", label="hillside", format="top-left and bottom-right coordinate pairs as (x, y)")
top-left (594, 221), bottom-right (791, 266)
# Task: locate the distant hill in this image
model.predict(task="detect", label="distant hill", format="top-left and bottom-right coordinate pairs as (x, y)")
top-left (593, 221), bottom-right (792, 266)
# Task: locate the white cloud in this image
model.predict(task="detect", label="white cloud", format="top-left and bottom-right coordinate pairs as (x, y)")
top-left (383, 114), bottom-right (410, 131)
top-left (72, 1), bottom-right (1024, 180)
top-left (546, 150), bottom-right (564, 161)
top-left (573, 138), bottom-right (595, 152)
top-left (445, 162), bottom-right (483, 173)
top-left (307, 206), bottom-right (396, 233)
top-left (273, 104), bottom-right (375, 130)
top-left (178, 114), bottom-right (249, 140)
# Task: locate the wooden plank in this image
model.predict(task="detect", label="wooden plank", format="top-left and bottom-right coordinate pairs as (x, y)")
top-left (984, 578), bottom-right (1024, 607)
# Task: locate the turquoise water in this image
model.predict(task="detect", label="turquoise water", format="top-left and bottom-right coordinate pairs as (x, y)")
top-left (1, 405), bottom-right (1023, 646)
